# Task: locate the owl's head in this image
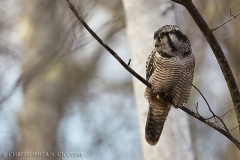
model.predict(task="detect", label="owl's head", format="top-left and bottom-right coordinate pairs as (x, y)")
top-left (154, 25), bottom-right (191, 57)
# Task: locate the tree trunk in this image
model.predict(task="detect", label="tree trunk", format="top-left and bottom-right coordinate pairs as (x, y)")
top-left (16, 1), bottom-right (75, 160)
top-left (122, 1), bottom-right (194, 159)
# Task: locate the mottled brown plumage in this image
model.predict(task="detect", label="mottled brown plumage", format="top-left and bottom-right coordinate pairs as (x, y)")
top-left (145, 25), bottom-right (195, 146)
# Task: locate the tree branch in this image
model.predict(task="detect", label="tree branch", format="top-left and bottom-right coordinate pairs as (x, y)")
top-left (65, 0), bottom-right (240, 149)
top-left (170, 0), bottom-right (240, 132)
top-left (212, 10), bottom-right (240, 31)
top-left (65, 0), bottom-right (151, 89)
top-left (181, 106), bottom-right (240, 148)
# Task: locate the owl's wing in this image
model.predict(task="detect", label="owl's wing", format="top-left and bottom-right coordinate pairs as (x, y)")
top-left (170, 54), bottom-right (195, 106)
top-left (179, 53), bottom-right (195, 105)
top-left (146, 50), bottom-right (156, 81)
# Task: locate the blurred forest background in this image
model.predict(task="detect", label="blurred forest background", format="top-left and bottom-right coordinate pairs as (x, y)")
top-left (0, 0), bottom-right (240, 160)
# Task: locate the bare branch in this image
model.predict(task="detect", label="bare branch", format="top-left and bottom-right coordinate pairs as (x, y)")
top-left (181, 106), bottom-right (240, 149)
top-left (192, 83), bottom-right (238, 135)
top-left (195, 103), bottom-right (200, 116)
top-left (65, 0), bottom-right (151, 88)
top-left (212, 10), bottom-right (240, 31)
top-left (66, 0), bottom-right (240, 149)
top-left (192, 83), bottom-right (237, 135)
top-left (191, 83), bottom-right (211, 111)
top-left (221, 102), bottom-right (240, 119)
top-left (230, 125), bottom-right (240, 132)
top-left (192, 85), bottom-right (230, 133)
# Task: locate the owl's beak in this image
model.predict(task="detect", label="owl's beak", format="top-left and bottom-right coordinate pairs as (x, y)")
top-left (154, 39), bottom-right (160, 48)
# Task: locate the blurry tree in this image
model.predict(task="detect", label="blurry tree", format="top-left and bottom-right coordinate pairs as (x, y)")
top-left (16, 1), bottom-right (81, 160)
top-left (13, 0), bottom-right (141, 160)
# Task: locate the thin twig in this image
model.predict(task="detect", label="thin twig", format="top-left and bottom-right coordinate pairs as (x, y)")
top-left (190, 84), bottom-right (234, 135)
top-left (66, 0), bottom-right (240, 149)
top-left (191, 83), bottom-right (215, 120)
top-left (181, 106), bottom-right (240, 148)
top-left (195, 103), bottom-right (200, 116)
top-left (205, 115), bottom-right (214, 120)
top-left (229, 125), bottom-right (240, 131)
top-left (221, 102), bottom-right (240, 119)
top-left (128, 59), bottom-right (131, 66)
top-left (192, 83), bottom-right (231, 134)
top-left (192, 83), bottom-right (233, 135)
top-left (191, 84), bottom-right (211, 112)
top-left (212, 10), bottom-right (240, 31)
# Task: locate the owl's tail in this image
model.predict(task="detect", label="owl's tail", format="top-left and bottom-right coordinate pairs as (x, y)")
top-left (145, 92), bottom-right (171, 146)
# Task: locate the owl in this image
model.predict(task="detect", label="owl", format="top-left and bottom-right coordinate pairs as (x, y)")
top-left (144, 25), bottom-right (195, 146)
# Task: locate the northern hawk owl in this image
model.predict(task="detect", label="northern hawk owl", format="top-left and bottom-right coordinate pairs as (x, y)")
top-left (145, 25), bottom-right (195, 145)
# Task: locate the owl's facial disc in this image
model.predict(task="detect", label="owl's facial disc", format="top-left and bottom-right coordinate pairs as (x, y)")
top-left (154, 35), bottom-right (173, 55)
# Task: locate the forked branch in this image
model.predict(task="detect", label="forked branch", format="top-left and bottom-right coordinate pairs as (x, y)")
top-left (212, 10), bottom-right (240, 31)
